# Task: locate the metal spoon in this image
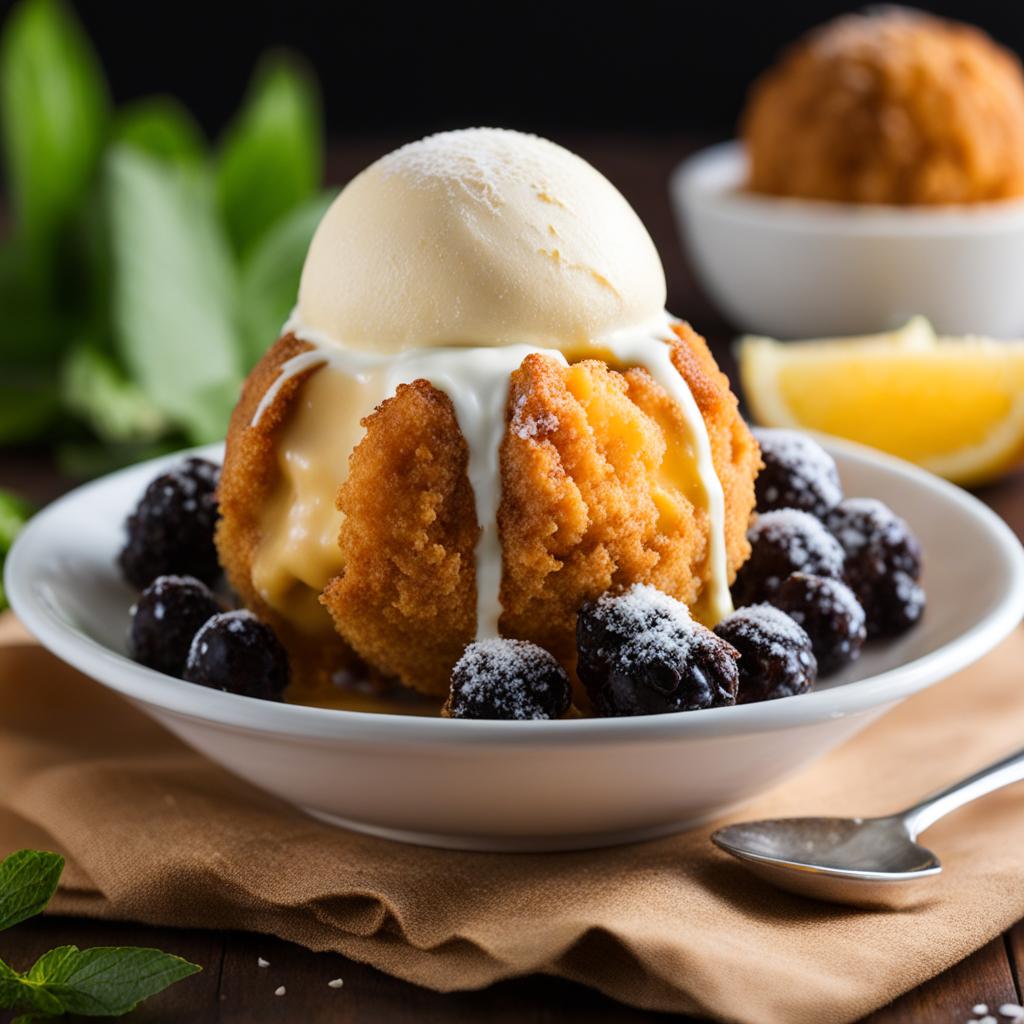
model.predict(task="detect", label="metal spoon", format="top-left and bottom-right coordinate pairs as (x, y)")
top-left (711, 745), bottom-right (1024, 909)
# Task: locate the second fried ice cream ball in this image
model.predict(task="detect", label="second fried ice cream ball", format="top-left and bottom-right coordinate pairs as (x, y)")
top-left (743, 8), bottom-right (1024, 205)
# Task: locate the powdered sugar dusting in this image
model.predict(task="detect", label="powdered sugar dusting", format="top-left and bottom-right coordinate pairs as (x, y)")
top-left (795, 574), bottom-right (864, 627)
top-left (587, 583), bottom-right (700, 668)
top-left (808, 7), bottom-right (938, 61)
top-left (718, 604), bottom-right (811, 658)
top-left (753, 428), bottom-right (842, 511)
top-left (158, 458), bottom-right (219, 512)
top-left (452, 638), bottom-right (566, 720)
top-left (828, 497), bottom-right (910, 556)
top-left (749, 509), bottom-right (845, 577)
top-left (187, 609), bottom-right (258, 665)
top-left (511, 392), bottom-right (559, 440)
top-left (378, 128), bottom-right (575, 212)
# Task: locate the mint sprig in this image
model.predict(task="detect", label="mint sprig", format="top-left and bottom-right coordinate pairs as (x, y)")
top-left (0, 850), bottom-right (200, 1021)
top-left (0, 0), bottom-right (330, 461)
top-left (0, 851), bottom-right (62, 932)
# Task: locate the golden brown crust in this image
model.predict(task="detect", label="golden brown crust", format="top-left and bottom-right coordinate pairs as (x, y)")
top-left (321, 381), bottom-right (479, 696)
top-left (668, 321), bottom-right (760, 593)
top-left (218, 324), bottom-right (759, 701)
top-left (743, 10), bottom-right (1024, 204)
top-left (216, 334), bottom-right (362, 691)
top-left (499, 323), bottom-right (758, 697)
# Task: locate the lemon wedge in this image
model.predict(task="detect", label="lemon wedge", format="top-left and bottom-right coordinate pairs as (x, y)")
top-left (739, 317), bottom-right (1024, 485)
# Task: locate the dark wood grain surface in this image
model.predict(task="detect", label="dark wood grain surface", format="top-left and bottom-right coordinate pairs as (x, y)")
top-left (1, 136), bottom-right (1022, 1022)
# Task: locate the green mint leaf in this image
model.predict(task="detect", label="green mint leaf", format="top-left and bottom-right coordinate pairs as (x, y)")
top-left (106, 145), bottom-right (243, 444)
top-left (0, 851), bottom-right (63, 932)
top-left (26, 945), bottom-right (200, 1016)
top-left (1, 952), bottom-right (64, 1017)
top-left (215, 53), bottom-right (321, 258)
top-left (0, 0), bottom-right (108, 290)
top-left (113, 96), bottom-right (206, 170)
top-left (0, 958), bottom-right (30, 1010)
top-left (239, 190), bottom-right (335, 366)
top-left (61, 342), bottom-right (170, 445)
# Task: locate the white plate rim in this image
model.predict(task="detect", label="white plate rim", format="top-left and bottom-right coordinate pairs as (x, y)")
top-left (6, 436), bottom-right (1024, 746)
top-left (673, 141), bottom-right (1024, 237)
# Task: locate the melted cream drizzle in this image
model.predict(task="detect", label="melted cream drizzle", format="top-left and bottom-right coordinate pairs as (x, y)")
top-left (600, 319), bottom-right (731, 624)
top-left (250, 311), bottom-right (732, 642)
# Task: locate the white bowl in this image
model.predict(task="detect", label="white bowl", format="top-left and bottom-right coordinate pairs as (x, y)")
top-left (672, 142), bottom-right (1024, 339)
top-left (7, 439), bottom-right (1024, 851)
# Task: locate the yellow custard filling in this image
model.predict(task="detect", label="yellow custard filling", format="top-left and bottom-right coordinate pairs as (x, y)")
top-left (250, 365), bottom-right (372, 633)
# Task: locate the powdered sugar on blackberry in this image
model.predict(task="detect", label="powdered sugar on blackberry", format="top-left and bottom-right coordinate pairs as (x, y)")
top-left (828, 497), bottom-right (911, 556)
top-left (893, 571), bottom-right (926, 612)
top-left (146, 574), bottom-right (206, 623)
top-left (452, 639), bottom-right (564, 720)
top-left (586, 584), bottom-right (700, 668)
top-left (161, 459), bottom-right (219, 515)
top-left (753, 428), bottom-right (842, 513)
top-left (187, 609), bottom-right (257, 664)
top-left (793, 574), bottom-right (863, 625)
top-left (750, 509), bottom-right (845, 576)
top-left (718, 604), bottom-right (810, 659)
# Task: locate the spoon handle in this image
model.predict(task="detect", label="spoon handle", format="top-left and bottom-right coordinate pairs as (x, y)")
top-left (902, 745), bottom-right (1024, 837)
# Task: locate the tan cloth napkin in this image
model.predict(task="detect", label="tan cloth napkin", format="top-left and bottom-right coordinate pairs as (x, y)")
top-left (0, 621), bottom-right (1022, 1024)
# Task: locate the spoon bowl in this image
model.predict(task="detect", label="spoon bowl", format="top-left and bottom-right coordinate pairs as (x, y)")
top-left (711, 744), bottom-right (1024, 908)
top-left (712, 816), bottom-right (942, 909)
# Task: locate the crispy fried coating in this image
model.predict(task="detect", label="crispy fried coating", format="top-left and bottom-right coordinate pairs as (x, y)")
top-left (217, 324), bottom-right (760, 699)
top-left (216, 334), bottom-right (363, 691)
top-left (743, 9), bottom-right (1024, 205)
top-left (321, 381), bottom-right (479, 696)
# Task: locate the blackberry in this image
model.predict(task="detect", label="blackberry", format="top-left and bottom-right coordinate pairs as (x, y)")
top-left (826, 498), bottom-right (924, 637)
top-left (732, 508), bottom-right (845, 607)
top-left (826, 498), bottom-right (921, 579)
top-left (119, 457), bottom-right (221, 589)
top-left (128, 575), bottom-right (221, 677)
top-left (444, 639), bottom-right (572, 720)
top-left (771, 572), bottom-right (866, 674)
top-left (576, 584), bottom-right (738, 716)
top-left (714, 604), bottom-right (817, 704)
top-left (184, 611), bottom-right (289, 701)
top-left (863, 571), bottom-right (926, 638)
top-left (753, 428), bottom-right (843, 519)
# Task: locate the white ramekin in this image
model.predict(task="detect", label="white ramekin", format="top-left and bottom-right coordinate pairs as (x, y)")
top-left (672, 142), bottom-right (1024, 339)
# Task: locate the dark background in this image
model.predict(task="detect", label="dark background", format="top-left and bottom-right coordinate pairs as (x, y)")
top-left (69, 0), bottom-right (1024, 141)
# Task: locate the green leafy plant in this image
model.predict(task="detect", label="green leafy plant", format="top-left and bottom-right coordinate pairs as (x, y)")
top-left (0, 850), bottom-right (199, 1022)
top-left (0, 0), bottom-right (334, 473)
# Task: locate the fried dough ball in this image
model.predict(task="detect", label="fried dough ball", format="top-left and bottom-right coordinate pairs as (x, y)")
top-left (743, 9), bottom-right (1024, 205)
top-left (217, 323), bottom-right (760, 699)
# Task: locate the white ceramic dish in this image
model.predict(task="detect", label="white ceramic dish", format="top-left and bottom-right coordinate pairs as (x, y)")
top-left (672, 141), bottom-right (1024, 339)
top-left (7, 439), bottom-right (1024, 851)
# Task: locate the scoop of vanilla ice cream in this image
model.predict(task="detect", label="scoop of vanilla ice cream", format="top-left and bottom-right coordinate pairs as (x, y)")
top-left (296, 128), bottom-right (667, 353)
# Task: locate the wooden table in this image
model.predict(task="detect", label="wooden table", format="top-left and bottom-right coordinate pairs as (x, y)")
top-left (1, 136), bottom-right (1022, 1022)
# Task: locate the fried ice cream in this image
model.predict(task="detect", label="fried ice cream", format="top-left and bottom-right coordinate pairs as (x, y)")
top-left (219, 323), bottom-right (758, 698)
top-left (743, 8), bottom-right (1024, 205)
top-left (215, 129), bottom-right (759, 704)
